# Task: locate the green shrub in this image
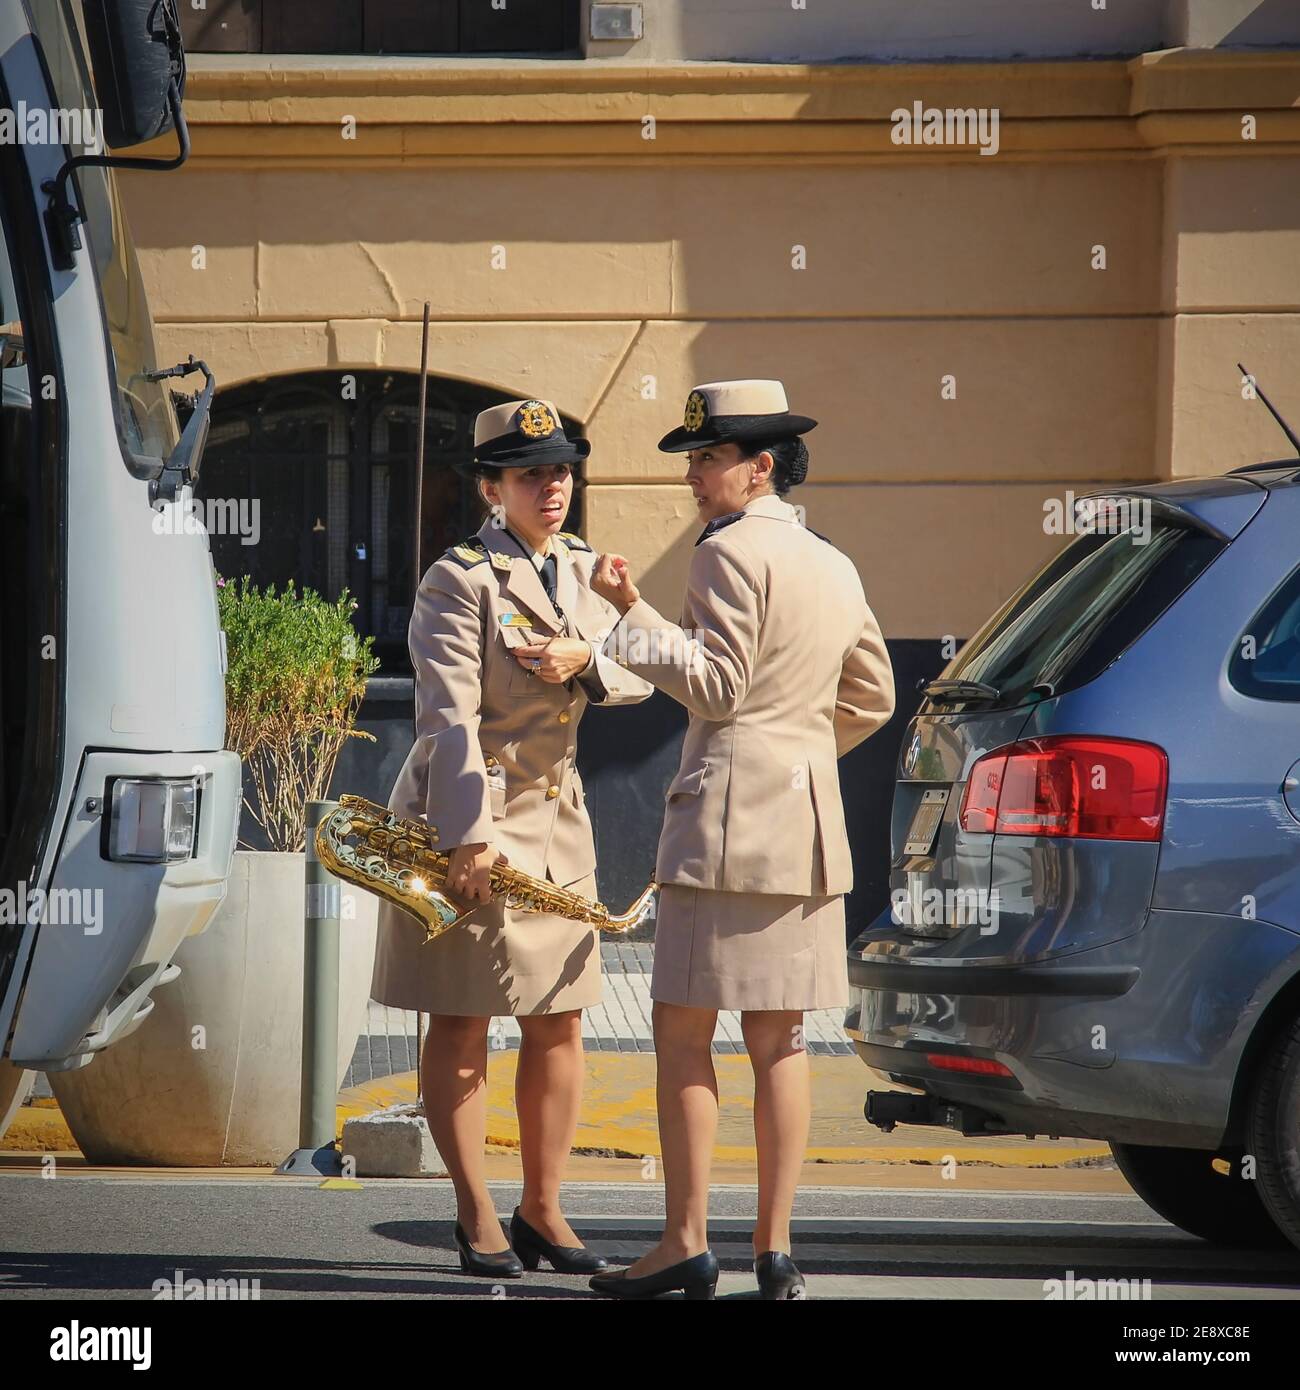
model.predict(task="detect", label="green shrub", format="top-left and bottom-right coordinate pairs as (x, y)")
top-left (218, 575), bottom-right (379, 852)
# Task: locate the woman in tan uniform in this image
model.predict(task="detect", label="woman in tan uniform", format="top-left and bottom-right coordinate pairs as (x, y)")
top-left (589, 380), bottom-right (895, 1300)
top-left (371, 399), bottom-right (651, 1278)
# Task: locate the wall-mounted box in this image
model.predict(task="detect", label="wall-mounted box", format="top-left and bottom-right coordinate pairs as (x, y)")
top-left (590, 3), bottom-right (642, 41)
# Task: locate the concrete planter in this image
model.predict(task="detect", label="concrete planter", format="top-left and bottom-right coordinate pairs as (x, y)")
top-left (51, 850), bottom-right (377, 1166)
top-left (0, 1060), bottom-right (35, 1142)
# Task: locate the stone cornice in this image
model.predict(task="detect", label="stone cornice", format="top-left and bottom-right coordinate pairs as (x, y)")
top-left (143, 48), bottom-right (1300, 164)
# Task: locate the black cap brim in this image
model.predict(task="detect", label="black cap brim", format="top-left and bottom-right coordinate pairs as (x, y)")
top-left (657, 413), bottom-right (818, 453)
top-left (456, 436), bottom-right (591, 476)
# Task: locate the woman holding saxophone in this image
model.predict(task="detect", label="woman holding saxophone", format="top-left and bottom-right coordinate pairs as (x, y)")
top-left (371, 399), bottom-right (652, 1279)
top-left (589, 380), bottom-right (896, 1300)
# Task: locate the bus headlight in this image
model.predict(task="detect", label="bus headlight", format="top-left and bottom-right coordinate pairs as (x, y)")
top-left (106, 778), bottom-right (198, 863)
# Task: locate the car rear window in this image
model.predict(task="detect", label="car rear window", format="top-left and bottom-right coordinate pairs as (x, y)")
top-left (1230, 564), bottom-right (1300, 701)
top-left (943, 520), bottom-right (1224, 708)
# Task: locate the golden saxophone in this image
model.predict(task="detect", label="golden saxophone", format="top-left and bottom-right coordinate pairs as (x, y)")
top-left (315, 794), bottom-right (657, 943)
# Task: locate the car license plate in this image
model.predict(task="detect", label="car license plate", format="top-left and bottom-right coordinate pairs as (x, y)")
top-left (903, 787), bottom-right (950, 857)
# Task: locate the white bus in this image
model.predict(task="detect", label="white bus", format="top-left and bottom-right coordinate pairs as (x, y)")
top-left (0, 0), bottom-right (237, 1128)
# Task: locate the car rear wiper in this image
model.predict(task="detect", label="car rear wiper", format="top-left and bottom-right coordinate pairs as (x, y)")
top-left (922, 679), bottom-right (1002, 704)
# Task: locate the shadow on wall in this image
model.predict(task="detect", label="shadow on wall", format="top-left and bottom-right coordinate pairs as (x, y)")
top-left (672, 0), bottom-right (1300, 62)
top-left (672, 0), bottom-right (1169, 62)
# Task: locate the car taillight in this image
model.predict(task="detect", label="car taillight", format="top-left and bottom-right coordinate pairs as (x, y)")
top-left (958, 736), bottom-right (1167, 842)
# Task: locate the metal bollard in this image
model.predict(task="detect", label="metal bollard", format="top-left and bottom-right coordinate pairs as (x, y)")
top-left (276, 799), bottom-right (344, 1177)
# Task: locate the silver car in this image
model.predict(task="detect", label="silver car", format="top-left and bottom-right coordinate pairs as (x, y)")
top-left (847, 462), bottom-right (1300, 1251)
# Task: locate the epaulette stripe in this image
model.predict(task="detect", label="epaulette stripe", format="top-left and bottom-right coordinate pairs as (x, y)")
top-left (558, 531), bottom-right (592, 552)
top-left (444, 538), bottom-right (488, 569)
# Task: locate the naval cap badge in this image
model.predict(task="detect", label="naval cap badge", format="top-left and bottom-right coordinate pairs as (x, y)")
top-left (518, 400), bottom-right (558, 439)
top-left (683, 390), bottom-right (707, 432)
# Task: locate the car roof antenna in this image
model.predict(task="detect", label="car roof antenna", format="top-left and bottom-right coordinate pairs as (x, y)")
top-left (1237, 362), bottom-right (1300, 458)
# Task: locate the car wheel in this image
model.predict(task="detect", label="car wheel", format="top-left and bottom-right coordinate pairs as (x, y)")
top-left (1110, 1141), bottom-right (1290, 1248)
top-left (1248, 1014), bottom-right (1300, 1253)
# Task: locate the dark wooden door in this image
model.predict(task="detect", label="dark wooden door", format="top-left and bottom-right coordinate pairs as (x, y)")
top-left (364, 0), bottom-right (458, 52)
top-left (263, 0), bottom-right (364, 52)
top-left (177, 0), bottom-right (263, 52)
top-left (459, 0), bottom-right (567, 52)
top-left (181, 0), bottom-right (578, 52)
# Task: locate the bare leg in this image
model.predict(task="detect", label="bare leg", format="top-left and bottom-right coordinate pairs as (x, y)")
top-left (515, 1010), bottom-right (585, 1246)
top-left (622, 1001), bottom-right (718, 1277)
top-left (741, 1010), bottom-right (809, 1257)
top-left (421, 1013), bottom-right (508, 1252)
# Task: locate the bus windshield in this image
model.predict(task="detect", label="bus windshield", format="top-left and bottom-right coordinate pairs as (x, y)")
top-left (27, 0), bottom-right (179, 460)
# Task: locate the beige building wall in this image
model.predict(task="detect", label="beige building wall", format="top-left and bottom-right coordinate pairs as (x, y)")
top-left (122, 49), bottom-right (1300, 638)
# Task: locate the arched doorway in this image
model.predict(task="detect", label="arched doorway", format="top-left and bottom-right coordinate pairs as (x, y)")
top-left (196, 371), bottom-right (586, 670)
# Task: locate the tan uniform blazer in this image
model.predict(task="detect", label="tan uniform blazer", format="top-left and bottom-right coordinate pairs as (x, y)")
top-left (388, 521), bottom-right (652, 885)
top-left (605, 494), bottom-right (894, 896)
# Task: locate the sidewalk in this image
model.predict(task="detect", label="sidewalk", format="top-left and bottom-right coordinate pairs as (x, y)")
top-left (347, 940), bottom-right (1107, 1169)
top-left (339, 1054), bottom-right (1112, 1169)
top-left (344, 941), bottom-right (853, 1088)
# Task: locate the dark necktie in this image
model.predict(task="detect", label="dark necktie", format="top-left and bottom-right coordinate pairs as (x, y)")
top-left (539, 553), bottom-right (558, 606)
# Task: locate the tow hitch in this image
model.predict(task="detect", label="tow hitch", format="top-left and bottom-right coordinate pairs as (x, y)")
top-left (866, 1089), bottom-right (1018, 1137)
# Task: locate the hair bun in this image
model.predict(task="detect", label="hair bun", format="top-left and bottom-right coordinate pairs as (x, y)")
top-left (784, 438), bottom-right (809, 487)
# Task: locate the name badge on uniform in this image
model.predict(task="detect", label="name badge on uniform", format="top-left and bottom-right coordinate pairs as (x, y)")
top-left (499, 612), bottom-right (533, 628)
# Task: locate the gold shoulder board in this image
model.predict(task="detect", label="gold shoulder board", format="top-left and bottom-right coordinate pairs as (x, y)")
top-left (558, 531), bottom-right (592, 552)
top-left (445, 541), bottom-right (487, 570)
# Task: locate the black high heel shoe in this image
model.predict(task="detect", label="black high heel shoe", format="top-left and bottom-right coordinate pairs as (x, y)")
top-left (589, 1250), bottom-right (719, 1300)
top-left (510, 1208), bottom-right (608, 1274)
top-left (754, 1251), bottom-right (806, 1300)
top-left (453, 1222), bottom-right (524, 1278)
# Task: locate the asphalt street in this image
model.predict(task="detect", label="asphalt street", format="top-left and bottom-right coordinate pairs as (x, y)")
top-left (3, 1175), bottom-right (1299, 1301)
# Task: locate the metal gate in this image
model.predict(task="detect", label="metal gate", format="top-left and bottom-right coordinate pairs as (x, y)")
top-left (196, 371), bottom-right (585, 668)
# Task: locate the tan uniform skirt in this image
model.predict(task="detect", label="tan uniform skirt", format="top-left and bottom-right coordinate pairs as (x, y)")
top-left (650, 885), bottom-right (849, 1012)
top-left (370, 871), bottom-right (603, 1017)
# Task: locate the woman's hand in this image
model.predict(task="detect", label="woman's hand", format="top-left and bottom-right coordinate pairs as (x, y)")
top-left (447, 842), bottom-right (506, 904)
top-left (513, 636), bottom-right (592, 684)
top-left (593, 553), bottom-right (640, 613)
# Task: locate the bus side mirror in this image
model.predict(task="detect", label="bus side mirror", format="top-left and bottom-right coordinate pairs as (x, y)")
top-left (43, 3), bottom-right (190, 271)
top-left (81, 0), bottom-right (187, 149)
top-left (147, 357), bottom-right (215, 505)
